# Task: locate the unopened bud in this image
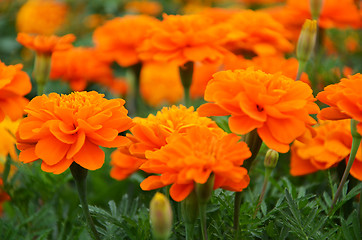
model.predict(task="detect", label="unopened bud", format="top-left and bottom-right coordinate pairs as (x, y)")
top-left (195, 174), bottom-right (215, 205)
top-left (264, 149), bottom-right (279, 169)
top-left (310, 0), bottom-right (324, 20)
top-left (150, 192), bottom-right (173, 240)
top-left (296, 19), bottom-right (317, 63)
top-left (181, 190), bottom-right (198, 225)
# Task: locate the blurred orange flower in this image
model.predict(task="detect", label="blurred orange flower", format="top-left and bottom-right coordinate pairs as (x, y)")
top-left (50, 47), bottom-right (114, 91)
top-left (140, 126), bottom-right (251, 201)
top-left (140, 61), bottom-right (184, 107)
top-left (110, 105), bottom-right (220, 180)
top-left (93, 15), bottom-right (160, 67)
top-left (317, 73), bottom-right (362, 135)
top-left (223, 10), bottom-right (293, 56)
top-left (291, 120), bottom-right (362, 180)
top-left (0, 117), bottom-right (21, 161)
top-left (198, 68), bottom-right (319, 153)
top-left (16, 0), bottom-right (68, 35)
top-left (124, 1), bottom-right (163, 16)
top-left (139, 14), bottom-right (230, 65)
top-left (16, 91), bottom-right (134, 174)
top-left (0, 60), bottom-right (31, 122)
top-left (17, 33), bottom-right (75, 55)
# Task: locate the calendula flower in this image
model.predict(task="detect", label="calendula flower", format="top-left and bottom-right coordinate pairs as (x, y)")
top-left (140, 126), bottom-right (251, 201)
top-left (16, 0), bottom-right (68, 35)
top-left (0, 60), bottom-right (31, 122)
top-left (317, 73), bottom-right (362, 134)
top-left (110, 105), bottom-right (220, 180)
top-left (17, 33), bottom-right (75, 55)
top-left (0, 117), bottom-right (21, 161)
top-left (140, 61), bottom-right (184, 107)
top-left (139, 13), bottom-right (230, 66)
top-left (50, 47), bottom-right (114, 91)
top-left (198, 68), bottom-right (320, 153)
top-left (16, 91), bottom-right (134, 174)
top-left (291, 120), bottom-right (362, 180)
top-left (93, 15), bottom-right (160, 67)
top-left (223, 10), bottom-right (293, 56)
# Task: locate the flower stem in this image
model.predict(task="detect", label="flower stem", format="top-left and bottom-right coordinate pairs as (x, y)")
top-left (359, 186), bottom-right (362, 230)
top-left (199, 203), bottom-right (208, 240)
top-left (179, 61), bottom-right (194, 107)
top-left (33, 54), bottom-right (51, 96)
top-left (329, 119), bottom-right (361, 215)
top-left (296, 61), bottom-right (306, 81)
top-left (253, 169), bottom-right (272, 218)
top-left (185, 222), bottom-right (194, 240)
top-left (70, 163), bottom-right (100, 240)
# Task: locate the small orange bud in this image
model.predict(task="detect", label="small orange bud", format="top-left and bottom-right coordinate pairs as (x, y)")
top-left (150, 192), bottom-right (173, 240)
top-left (297, 19), bottom-right (317, 63)
top-left (264, 149), bottom-right (279, 169)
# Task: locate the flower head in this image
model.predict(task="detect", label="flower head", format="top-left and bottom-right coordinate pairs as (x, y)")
top-left (110, 105), bottom-right (220, 180)
top-left (140, 126), bottom-right (251, 201)
top-left (198, 68), bottom-right (320, 153)
top-left (16, 0), bottom-right (68, 35)
top-left (93, 15), bottom-right (160, 67)
top-left (317, 73), bottom-right (362, 134)
top-left (291, 120), bottom-right (362, 180)
top-left (0, 60), bottom-right (32, 122)
top-left (139, 14), bottom-right (230, 65)
top-left (16, 91), bottom-right (134, 174)
top-left (17, 33), bottom-right (75, 55)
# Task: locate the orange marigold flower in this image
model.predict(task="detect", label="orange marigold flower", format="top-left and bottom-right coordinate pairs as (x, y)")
top-left (138, 13), bottom-right (230, 66)
top-left (16, 91), bottom-right (134, 174)
top-left (16, 0), bottom-right (68, 35)
top-left (0, 60), bottom-right (31, 122)
top-left (291, 120), bottom-right (362, 180)
top-left (93, 15), bottom-right (160, 67)
top-left (317, 73), bottom-right (362, 134)
top-left (50, 47), bottom-right (114, 91)
top-left (198, 68), bottom-right (320, 153)
top-left (0, 117), bottom-right (21, 161)
top-left (124, 1), bottom-right (163, 16)
top-left (222, 10), bottom-right (293, 56)
top-left (140, 126), bottom-right (251, 202)
top-left (140, 61), bottom-right (184, 107)
top-left (17, 33), bottom-right (75, 55)
top-left (110, 105), bottom-right (220, 180)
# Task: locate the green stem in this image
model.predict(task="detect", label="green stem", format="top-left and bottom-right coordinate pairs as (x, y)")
top-left (70, 163), bottom-right (100, 240)
top-left (253, 169), bottom-right (272, 218)
top-left (179, 61), bottom-right (194, 107)
top-left (33, 54), bottom-right (51, 95)
top-left (359, 185), bottom-right (362, 230)
top-left (329, 120), bottom-right (361, 215)
top-left (2, 155), bottom-right (11, 188)
top-left (296, 61), bottom-right (306, 81)
top-left (233, 191), bottom-right (242, 239)
top-left (199, 203), bottom-right (208, 240)
top-left (185, 222), bottom-right (194, 240)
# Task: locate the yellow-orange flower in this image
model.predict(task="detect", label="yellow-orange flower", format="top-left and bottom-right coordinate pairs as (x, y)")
top-left (17, 33), bottom-right (75, 55)
top-left (93, 15), bottom-right (160, 67)
top-left (317, 73), bottom-right (362, 135)
top-left (50, 47), bottom-right (114, 91)
top-left (198, 68), bottom-right (320, 153)
top-left (16, 0), bottom-right (68, 35)
top-left (291, 120), bottom-right (362, 180)
top-left (110, 105), bottom-right (220, 180)
top-left (139, 14), bottom-right (230, 65)
top-left (140, 126), bottom-right (251, 201)
top-left (140, 61), bottom-right (184, 107)
top-left (222, 10), bottom-right (293, 56)
top-left (0, 60), bottom-right (31, 122)
top-left (0, 117), bottom-right (21, 161)
top-left (16, 91), bottom-right (134, 174)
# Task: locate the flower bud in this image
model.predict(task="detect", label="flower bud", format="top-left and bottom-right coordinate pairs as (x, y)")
top-left (195, 174), bottom-right (215, 205)
top-left (181, 190), bottom-right (198, 225)
top-left (264, 149), bottom-right (279, 169)
top-left (296, 19), bottom-right (317, 63)
top-left (150, 192), bottom-right (173, 240)
top-left (310, 0), bottom-right (324, 20)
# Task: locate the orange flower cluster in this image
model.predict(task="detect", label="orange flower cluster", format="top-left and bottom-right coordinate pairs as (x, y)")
top-left (17, 33), bottom-right (76, 55)
top-left (0, 60), bottom-right (31, 122)
top-left (50, 47), bottom-right (123, 92)
top-left (222, 10), bottom-right (293, 56)
top-left (291, 120), bottom-right (362, 180)
top-left (198, 68), bottom-right (319, 153)
top-left (317, 73), bottom-right (362, 135)
top-left (16, 91), bottom-right (134, 174)
top-left (16, 0), bottom-right (68, 35)
top-left (139, 14), bottom-right (230, 65)
top-left (93, 15), bottom-right (160, 67)
top-left (140, 126), bottom-right (251, 202)
top-left (110, 105), bottom-right (220, 180)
